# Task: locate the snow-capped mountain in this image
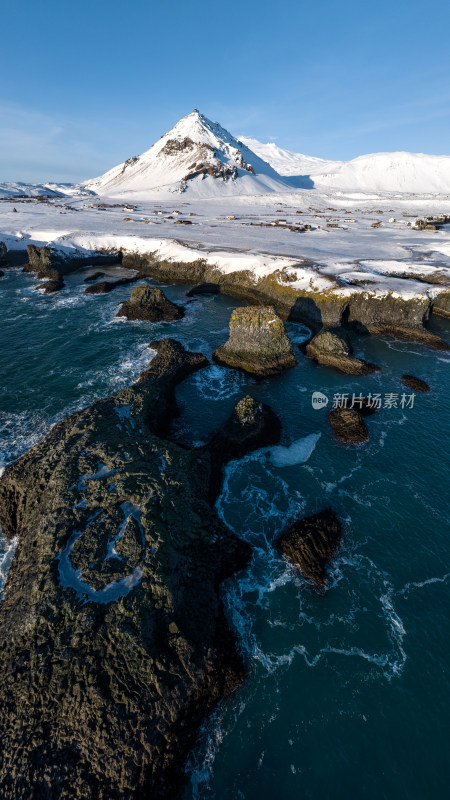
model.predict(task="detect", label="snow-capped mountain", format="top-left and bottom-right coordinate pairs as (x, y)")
top-left (238, 136), bottom-right (342, 177)
top-left (85, 110), bottom-right (293, 198)
top-left (313, 151), bottom-right (450, 194)
top-left (239, 136), bottom-right (450, 194)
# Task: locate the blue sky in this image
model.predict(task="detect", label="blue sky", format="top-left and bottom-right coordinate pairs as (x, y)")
top-left (2, 0), bottom-right (450, 182)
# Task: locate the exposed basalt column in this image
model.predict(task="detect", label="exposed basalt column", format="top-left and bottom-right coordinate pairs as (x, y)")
top-left (214, 306), bottom-right (297, 376)
top-left (0, 340), bottom-right (284, 800)
top-left (303, 330), bottom-right (379, 375)
top-left (116, 286), bottom-right (185, 321)
top-left (276, 508), bottom-right (342, 588)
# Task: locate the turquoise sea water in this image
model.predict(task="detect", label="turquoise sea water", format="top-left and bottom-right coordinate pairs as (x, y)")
top-left (1, 266), bottom-right (449, 798)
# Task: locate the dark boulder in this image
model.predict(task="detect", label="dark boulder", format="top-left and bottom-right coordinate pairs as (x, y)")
top-left (401, 374), bottom-right (430, 392)
top-left (329, 407), bottom-right (369, 443)
top-left (38, 277), bottom-right (65, 294)
top-left (116, 285), bottom-right (185, 321)
top-left (84, 276), bottom-right (137, 295)
top-left (84, 271), bottom-right (106, 283)
top-left (276, 508), bottom-right (342, 588)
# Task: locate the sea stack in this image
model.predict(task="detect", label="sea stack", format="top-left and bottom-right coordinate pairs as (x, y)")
top-left (214, 306), bottom-right (296, 376)
top-left (116, 285), bottom-right (185, 321)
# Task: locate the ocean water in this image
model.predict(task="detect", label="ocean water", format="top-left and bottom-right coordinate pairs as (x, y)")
top-left (1, 266), bottom-right (449, 797)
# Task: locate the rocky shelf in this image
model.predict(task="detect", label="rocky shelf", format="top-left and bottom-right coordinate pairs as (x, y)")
top-left (0, 340), bottom-right (283, 800)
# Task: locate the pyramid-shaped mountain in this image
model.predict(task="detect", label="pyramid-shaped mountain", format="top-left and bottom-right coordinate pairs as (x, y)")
top-left (85, 110), bottom-right (293, 198)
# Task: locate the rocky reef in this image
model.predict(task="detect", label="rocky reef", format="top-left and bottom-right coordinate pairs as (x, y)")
top-left (84, 271), bottom-right (106, 283)
top-left (304, 329), bottom-right (379, 374)
top-left (0, 340), bottom-right (287, 799)
top-left (0, 241), bottom-right (8, 269)
top-left (38, 276), bottom-right (65, 294)
top-left (276, 508), bottom-right (342, 588)
top-left (328, 407), bottom-right (369, 443)
top-left (401, 374), bottom-right (430, 392)
top-left (214, 306), bottom-right (297, 376)
top-left (117, 286), bottom-right (185, 321)
top-left (84, 276), bottom-right (137, 295)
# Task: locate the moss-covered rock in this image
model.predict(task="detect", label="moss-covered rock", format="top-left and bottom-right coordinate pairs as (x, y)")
top-left (276, 508), bottom-right (342, 588)
top-left (214, 306), bottom-right (296, 376)
top-left (116, 286), bottom-right (184, 321)
top-left (304, 330), bottom-right (379, 375)
top-left (0, 339), bottom-right (279, 800)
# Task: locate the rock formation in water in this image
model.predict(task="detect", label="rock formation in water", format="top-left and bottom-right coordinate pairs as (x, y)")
top-left (0, 339), bottom-right (283, 800)
top-left (37, 276), bottom-right (65, 293)
top-left (401, 374), bottom-right (430, 392)
top-left (84, 276), bottom-right (137, 295)
top-left (116, 286), bottom-right (185, 321)
top-left (214, 306), bottom-right (296, 376)
top-left (276, 508), bottom-right (342, 588)
top-left (304, 330), bottom-right (379, 375)
top-left (84, 271), bottom-right (106, 283)
top-left (0, 241), bottom-right (8, 269)
top-left (328, 407), bottom-right (369, 443)
top-left (205, 395), bottom-right (281, 501)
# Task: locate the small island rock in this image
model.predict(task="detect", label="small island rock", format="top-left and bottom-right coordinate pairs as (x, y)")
top-left (305, 330), bottom-right (379, 375)
top-left (276, 508), bottom-right (342, 588)
top-left (214, 306), bottom-right (296, 376)
top-left (116, 285), bottom-right (185, 321)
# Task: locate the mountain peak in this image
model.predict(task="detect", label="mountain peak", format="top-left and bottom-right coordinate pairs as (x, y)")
top-left (86, 111), bottom-right (291, 198)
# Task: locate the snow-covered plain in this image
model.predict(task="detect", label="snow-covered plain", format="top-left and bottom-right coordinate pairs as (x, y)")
top-left (1, 110), bottom-right (450, 302)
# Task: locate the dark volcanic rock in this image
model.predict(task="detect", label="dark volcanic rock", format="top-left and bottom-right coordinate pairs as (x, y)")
top-left (214, 306), bottom-right (296, 376)
top-left (38, 276), bottom-right (65, 294)
top-left (276, 508), bottom-right (342, 588)
top-left (84, 271), bottom-right (106, 283)
top-left (117, 285), bottom-right (185, 321)
top-left (340, 396), bottom-right (378, 415)
top-left (0, 241), bottom-right (8, 268)
top-left (84, 276), bottom-right (137, 295)
top-left (205, 395), bottom-right (281, 502)
top-left (186, 282), bottom-right (220, 297)
top-left (0, 339), bottom-right (260, 800)
top-left (401, 374), bottom-right (431, 392)
top-left (329, 407), bottom-right (369, 443)
top-left (304, 330), bottom-right (379, 375)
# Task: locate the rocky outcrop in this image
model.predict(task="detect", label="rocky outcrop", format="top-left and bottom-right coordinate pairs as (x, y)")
top-left (328, 407), bottom-right (369, 443)
top-left (276, 508), bottom-right (342, 588)
top-left (38, 277), bottom-right (65, 294)
top-left (340, 396), bottom-right (378, 415)
top-left (432, 291), bottom-right (450, 319)
top-left (119, 250), bottom-right (449, 350)
top-left (25, 245), bottom-right (120, 280)
top-left (84, 271), bottom-right (106, 283)
top-left (84, 276), bottom-right (137, 295)
top-left (205, 395), bottom-right (281, 502)
top-left (186, 282), bottom-right (220, 297)
top-left (0, 241), bottom-right (8, 268)
top-left (304, 330), bottom-right (379, 374)
top-left (0, 339), bottom-right (270, 800)
top-left (401, 374), bottom-right (430, 392)
top-left (116, 286), bottom-right (185, 321)
top-left (214, 306), bottom-right (296, 376)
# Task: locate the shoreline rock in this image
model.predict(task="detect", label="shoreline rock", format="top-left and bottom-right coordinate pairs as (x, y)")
top-left (0, 339), bottom-right (269, 800)
top-left (304, 329), bottom-right (379, 374)
top-left (214, 306), bottom-right (297, 376)
top-left (116, 285), bottom-right (185, 321)
top-left (25, 244), bottom-right (120, 280)
top-left (276, 508), bottom-right (342, 588)
top-left (186, 282), bottom-right (221, 297)
top-left (84, 276), bottom-right (137, 295)
top-left (401, 374), bottom-right (430, 392)
top-left (84, 271), bottom-right (106, 283)
top-left (328, 407), bottom-right (369, 443)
